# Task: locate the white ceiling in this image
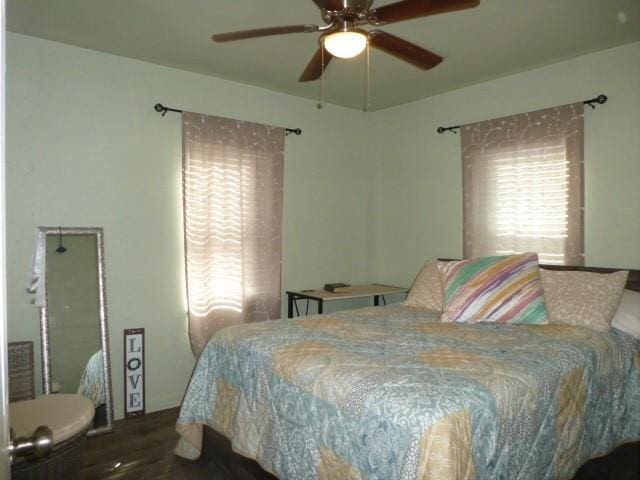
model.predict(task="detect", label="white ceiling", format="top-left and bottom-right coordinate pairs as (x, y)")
top-left (7, 0), bottom-right (640, 110)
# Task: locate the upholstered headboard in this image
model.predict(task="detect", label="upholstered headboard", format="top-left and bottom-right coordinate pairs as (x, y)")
top-left (437, 259), bottom-right (640, 293)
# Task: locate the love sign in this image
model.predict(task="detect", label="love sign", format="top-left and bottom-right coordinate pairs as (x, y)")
top-left (124, 328), bottom-right (145, 418)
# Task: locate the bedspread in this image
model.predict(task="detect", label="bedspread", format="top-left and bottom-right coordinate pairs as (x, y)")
top-left (175, 305), bottom-right (640, 480)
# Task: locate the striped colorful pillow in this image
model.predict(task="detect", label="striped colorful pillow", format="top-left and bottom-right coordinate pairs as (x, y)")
top-left (439, 253), bottom-right (549, 324)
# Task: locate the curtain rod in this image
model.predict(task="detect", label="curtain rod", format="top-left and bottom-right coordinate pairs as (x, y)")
top-left (436, 94), bottom-right (608, 135)
top-left (153, 103), bottom-right (302, 136)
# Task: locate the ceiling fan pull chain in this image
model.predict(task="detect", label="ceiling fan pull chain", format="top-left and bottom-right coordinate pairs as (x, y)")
top-left (317, 47), bottom-right (325, 109)
top-left (364, 41), bottom-right (371, 112)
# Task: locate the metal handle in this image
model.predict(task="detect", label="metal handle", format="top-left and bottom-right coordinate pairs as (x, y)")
top-left (9, 426), bottom-right (54, 464)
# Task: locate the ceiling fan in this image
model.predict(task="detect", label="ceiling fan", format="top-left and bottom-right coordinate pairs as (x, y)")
top-left (212, 0), bottom-right (480, 82)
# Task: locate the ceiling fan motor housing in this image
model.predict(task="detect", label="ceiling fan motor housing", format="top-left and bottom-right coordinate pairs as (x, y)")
top-left (321, 0), bottom-right (374, 24)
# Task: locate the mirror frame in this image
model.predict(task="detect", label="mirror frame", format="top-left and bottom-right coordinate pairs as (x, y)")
top-left (38, 226), bottom-right (114, 436)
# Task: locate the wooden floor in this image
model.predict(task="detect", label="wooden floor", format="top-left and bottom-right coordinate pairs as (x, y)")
top-left (80, 408), bottom-right (232, 480)
top-left (81, 407), bottom-right (639, 480)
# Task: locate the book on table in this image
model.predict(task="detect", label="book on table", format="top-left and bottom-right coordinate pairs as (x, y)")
top-left (324, 283), bottom-right (352, 293)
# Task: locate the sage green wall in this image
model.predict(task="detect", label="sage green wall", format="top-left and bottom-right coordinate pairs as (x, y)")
top-left (369, 41), bottom-right (640, 287)
top-left (6, 33), bottom-right (374, 418)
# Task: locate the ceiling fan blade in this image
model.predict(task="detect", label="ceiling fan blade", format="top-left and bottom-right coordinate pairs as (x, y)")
top-left (370, 0), bottom-right (480, 25)
top-left (368, 30), bottom-right (442, 70)
top-left (212, 24), bottom-right (319, 42)
top-left (311, 0), bottom-right (344, 10)
top-left (299, 47), bottom-right (334, 82)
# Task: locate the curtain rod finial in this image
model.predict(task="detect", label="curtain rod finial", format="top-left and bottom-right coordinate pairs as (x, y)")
top-left (584, 94), bottom-right (608, 109)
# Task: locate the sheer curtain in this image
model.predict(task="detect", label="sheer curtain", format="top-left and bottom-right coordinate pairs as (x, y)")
top-left (182, 113), bottom-right (284, 356)
top-left (461, 103), bottom-right (584, 265)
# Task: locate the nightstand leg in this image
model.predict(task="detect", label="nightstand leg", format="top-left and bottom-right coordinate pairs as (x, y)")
top-left (374, 295), bottom-right (379, 306)
top-left (318, 300), bottom-right (323, 315)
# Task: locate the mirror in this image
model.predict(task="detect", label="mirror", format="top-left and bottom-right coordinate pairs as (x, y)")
top-left (38, 227), bottom-right (113, 436)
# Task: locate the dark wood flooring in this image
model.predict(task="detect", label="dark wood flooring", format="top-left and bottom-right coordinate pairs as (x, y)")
top-left (81, 407), bottom-right (639, 479)
top-left (80, 408), bottom-right (230, 480)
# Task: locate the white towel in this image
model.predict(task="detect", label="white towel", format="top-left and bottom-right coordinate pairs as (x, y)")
top-left (26, 229), bottom-right (47, 307)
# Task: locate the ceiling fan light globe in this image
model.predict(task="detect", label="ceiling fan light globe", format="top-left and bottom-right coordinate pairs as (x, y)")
top-left (323, 31), bottom-right (367, 59)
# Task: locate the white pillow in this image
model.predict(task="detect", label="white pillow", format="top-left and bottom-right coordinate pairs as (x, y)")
top-left (611, 289), bottom-right (640, 339)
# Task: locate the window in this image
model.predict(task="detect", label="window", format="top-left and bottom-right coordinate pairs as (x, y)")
top-left (462, 103), bottom-right (584, 265)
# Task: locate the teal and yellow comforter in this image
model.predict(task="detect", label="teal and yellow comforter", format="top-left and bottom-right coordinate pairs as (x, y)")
top-left (175, 305), bottom-right (640, 479)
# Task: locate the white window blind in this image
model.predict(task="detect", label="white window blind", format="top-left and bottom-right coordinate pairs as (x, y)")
top-left (462, 103), bottom-right (584, 265)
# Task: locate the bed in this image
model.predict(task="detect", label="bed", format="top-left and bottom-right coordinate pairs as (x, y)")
top-left (175, 265), bottom-right (640, 479)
